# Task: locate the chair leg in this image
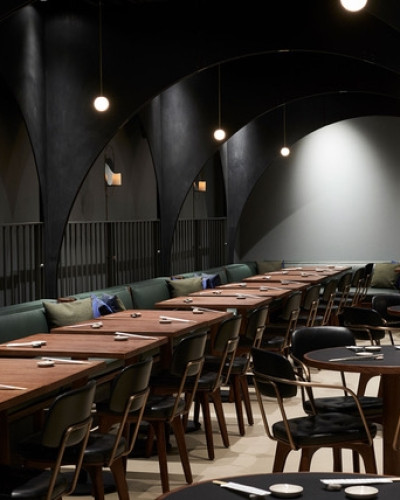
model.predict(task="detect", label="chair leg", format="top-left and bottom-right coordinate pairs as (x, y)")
top-left (230, 375), bottom-right (245, 436)
top-left (332, 448), bottom-right (343, 472)
top-left (196, 392), bottom-right (215, 460)
top-left (152, 420), bottom-right (170, 493)
top-left (352, 445), bottom-right (377, 474)
top-left (110, 458), bottom-right (130, 500)
top-left (83, 466), bottom-right (106, 500)
top-left (239, 374), bottom-right (254, 426)
top-left (273, 442), bottom-right (292, 472)
top-left (170, 416), bottom-right (193, 484)
top-left (211, 389), bottom-right (230, 448)
top-left (299, 447), bottom-right (319, 471)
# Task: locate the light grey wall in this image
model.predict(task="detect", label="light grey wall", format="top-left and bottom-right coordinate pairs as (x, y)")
top-left (238, 116), bottom-right (400, 264)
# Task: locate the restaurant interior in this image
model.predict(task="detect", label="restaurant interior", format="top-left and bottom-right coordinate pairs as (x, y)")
top-left (2, 0), bottom-right (400, 499)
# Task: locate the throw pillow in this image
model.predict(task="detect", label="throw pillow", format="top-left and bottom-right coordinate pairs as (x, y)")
top-left (370, 262), bottom-right (400, 289)
top-left (257, 260), bottom-right (283, 274)
top-left (201, 272), bottom-right (221, 289)
top-left (43, 297), bottom-right (93, 328)
top-left (101, 294), bottom-right (126, 312)
top-left (167, 276), bottom-right (203, 297)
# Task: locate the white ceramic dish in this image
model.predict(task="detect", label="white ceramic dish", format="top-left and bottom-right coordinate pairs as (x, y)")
top-left (269, 483), bottom-right (303, 498)
top-left (344, 485), bottom-right (378, 499)
top-left (355, 351), bottom-right (374, 357)
top-left (365, 346), bottom-right (381, 352)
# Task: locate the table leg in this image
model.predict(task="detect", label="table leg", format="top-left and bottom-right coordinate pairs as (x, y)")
top-left (381, 374), bottom-right (400, 475)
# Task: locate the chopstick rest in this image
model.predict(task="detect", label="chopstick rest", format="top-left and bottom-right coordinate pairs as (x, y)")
top-left (213, 480), bottom-right (270, 498)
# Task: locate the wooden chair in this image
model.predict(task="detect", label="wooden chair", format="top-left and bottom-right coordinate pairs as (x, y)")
top-left (251, 347), bottom-right (378, 473)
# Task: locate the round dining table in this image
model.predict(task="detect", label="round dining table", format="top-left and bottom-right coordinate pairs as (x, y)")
top-left (155, 472), bottom-right (400, 499)
top-left (304, 345), bottom-right (400, 475)
top-left (387, 305), bottom-right (400, 317)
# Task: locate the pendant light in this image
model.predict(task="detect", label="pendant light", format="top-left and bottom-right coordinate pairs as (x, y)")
top-left (93, 0), bottom-right (110, 112)
top-left (340, 0), bottom-right (368, 12)
top-left (213, 64), bottom-right (226, 141)
top-left (280, 104), bottom-right (290, 157)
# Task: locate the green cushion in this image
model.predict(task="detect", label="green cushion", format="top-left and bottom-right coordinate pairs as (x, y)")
top-left (225, 264), bottom-right (253, 282)
top-left (130, 280), bottom-right (171, 309)
top-left (0, 309), bottom-right (49, 342)
top-left (370, 262), bottom-right (400, 289)
top-left (167, 276), bottom-right (203, 297)
top-left (43, 297), bottom-right (93, 328)
top-left (257, 260), bottom-right (283, 273)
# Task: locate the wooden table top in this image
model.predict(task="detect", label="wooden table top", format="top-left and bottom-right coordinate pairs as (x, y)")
top-left (0, 333), bottom-right (167, 361)
top-left (219, 281), bottom-right (308, 292)
top-left (387, 305), bottom-right (400, 317)
top-left (51, 309), bottom-right (231, 338)
top-left (154, 295), bottom-right (272, 312)
top-left (243, 273), bottom-right (326, 284)
top-left (0, 357), bottom-right (105, 412)
top-left (189, 287), bottom-right (292, 300)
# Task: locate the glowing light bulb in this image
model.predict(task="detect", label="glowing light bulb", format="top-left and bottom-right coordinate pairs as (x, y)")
top-left (280, 146), bottom-right (290, 157)
top-left (340, 0), bottom-right (368, 12)
top-left (93, 95), bottom-right (110, 112)
top-left (213, 128), bottom-right (226, 141)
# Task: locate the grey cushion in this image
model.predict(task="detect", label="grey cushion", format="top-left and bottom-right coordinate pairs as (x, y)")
top-left (43, 298), bottom-right (93, 328)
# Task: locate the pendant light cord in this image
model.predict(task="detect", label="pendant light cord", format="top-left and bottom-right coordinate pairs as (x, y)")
top-left (217, 64), bottom-right (221, 128)
top-left (98, 0), bottom-right (103, 95)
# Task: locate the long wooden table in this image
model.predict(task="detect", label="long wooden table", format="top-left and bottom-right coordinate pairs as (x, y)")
top-left (243, 273), bottom-right (327, 285)
top-left (189, 287), bottom-right (292, 300)
top-left (219, 281), bottom-right (308, 292)
top-left (51, 309), bottom-right (231, 365)
top-left (0, 357), bottom-right (105, 464)
top-left (0, 332), bottom-right (167, 364)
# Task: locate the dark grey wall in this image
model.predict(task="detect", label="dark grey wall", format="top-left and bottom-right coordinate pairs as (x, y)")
top-left (238, 115), bottom-right (400, 264)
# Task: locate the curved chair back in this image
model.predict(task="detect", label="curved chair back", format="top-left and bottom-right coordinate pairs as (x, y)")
top-left (372, 293), bottom-right (400, 321)
top-left (343, 306), bottom-right (384, 327)
top-left (244, 305), bottom-right (269, 343)
top-left (170, 330), bottom-right (208, 377)
top-left (280, 291), bottom-right (302, 320)
top-left (321, 278), bottom-right (338, 302)
top-left (212, 315), bottom-right (242, 354)
top-left (109, 357), bottom-right (153, 413)
top-left (251, 347), bottom-right (297, 398)
top-left (42, 379), bottom-right (96, 448)
top-left (291, 326), bottom-right (355, 363)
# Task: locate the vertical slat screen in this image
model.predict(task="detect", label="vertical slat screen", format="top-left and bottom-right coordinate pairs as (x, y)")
top-left (0, 218), bottom-right (226, 306)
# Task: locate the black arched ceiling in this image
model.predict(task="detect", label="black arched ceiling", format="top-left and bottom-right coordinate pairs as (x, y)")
top-left (1, 0), bottom-right (400, 293)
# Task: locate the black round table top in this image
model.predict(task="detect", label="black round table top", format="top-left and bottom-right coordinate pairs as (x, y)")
top-left (156, 472), bottom-right (400, 499)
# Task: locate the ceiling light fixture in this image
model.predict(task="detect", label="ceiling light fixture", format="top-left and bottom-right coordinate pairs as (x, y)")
top-left (340, 0), bottom-right (368, 12)
top-left (93, 0), bottom-right (109, 112)
top-left (213, 64), bottom-right (226, 142)
top-left (280, 104), bottom-right (290, 157)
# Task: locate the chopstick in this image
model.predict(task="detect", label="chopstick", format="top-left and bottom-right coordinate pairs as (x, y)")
top-left (328, 354), bottom-right (381, 362)
top-left (5, 341), bottom-right (47, 347)
top-left (213, 480), bottom-right (270, 498)
top-left (159, 315), bottom-right (195, 323)
top-left (191, 306), bottom-right (224, 313)
top-left (114, 332), bottom-right (158, 340)
top-left (41, 357), bottom-right (91, 364)
top-left (0, 384), bottom-right (27, 390)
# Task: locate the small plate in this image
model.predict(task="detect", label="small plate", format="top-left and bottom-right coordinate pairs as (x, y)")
top-left (269, 483), bottom-right (303, 498)
top-left (355, 351), bottom-right (374, 357)
top-left (344, 485), bottom-right (378, 499)
top-left (365, 346), bottom-right (381, 352)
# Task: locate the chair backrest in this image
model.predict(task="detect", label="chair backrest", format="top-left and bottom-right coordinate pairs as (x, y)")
top-left (243, 305), bottom-right (269, 345)
top-left (39, 380), bottom-right (96, 499)
top-left (42, 379), bottom-right (96, 448)
top-left (251, 347), bottom-right (297, 398)
top-left (337, 272), bottom-right (352, 292)
top-left (170, 330), bottom-right (208, 377)
top-left (280, 291), bottom-right (302, 320)
top-left (108, 357), bottom-right (153, 413)
top-left (342, 306), bottom-right (384, 327)
top-left (212, 315), bottom-right (242, 354)
top-left (372, 293), bottom-right (400, 320)
top-left (291, 326), bottom-right (355, 363)
top-left (321, 278), bottom-right (338, 302)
